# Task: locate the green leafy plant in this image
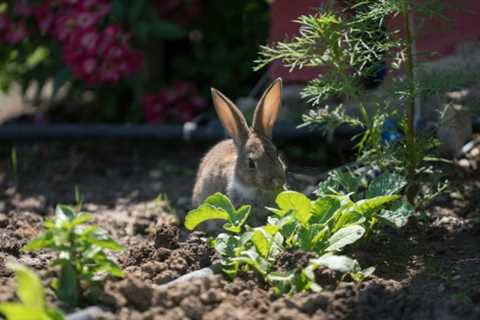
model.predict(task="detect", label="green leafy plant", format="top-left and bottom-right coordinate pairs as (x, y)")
top-left (186, 186), bottom-right (412, 295)
top-left (255, 0), bottom-right (455, 206)
top-left (0, 264), bottom-right (64, 320)
top-left (23, 205), bottom-right (124, 307)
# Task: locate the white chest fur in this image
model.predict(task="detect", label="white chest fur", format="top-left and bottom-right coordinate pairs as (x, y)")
top-left (227, 176), bottom-right (257, 201)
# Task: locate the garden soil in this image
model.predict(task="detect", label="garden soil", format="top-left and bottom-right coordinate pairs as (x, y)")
top-left (0, 141), bottom-right (479, 320)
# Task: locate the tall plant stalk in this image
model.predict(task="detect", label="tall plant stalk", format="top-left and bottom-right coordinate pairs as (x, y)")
top-left (403, 7), bottom-right (418, 204)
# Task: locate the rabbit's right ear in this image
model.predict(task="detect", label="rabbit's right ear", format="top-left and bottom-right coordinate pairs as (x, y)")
top-left (211, 88), bottom-right (249, 146)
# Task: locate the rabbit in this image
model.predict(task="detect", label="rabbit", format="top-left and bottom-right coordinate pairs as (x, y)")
top-left (192, 78), bottom-right (287, 232)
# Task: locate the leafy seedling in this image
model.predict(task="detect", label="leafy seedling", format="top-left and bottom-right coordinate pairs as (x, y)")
top-left (0, 264), bottom-right (65, 320)
top-left (23, 205), bottom-right (124, 307)
top-left (187, 189), bottom-right (407, 294)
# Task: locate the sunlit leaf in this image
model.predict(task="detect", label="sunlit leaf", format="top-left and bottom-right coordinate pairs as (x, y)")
top-left (275, 191), bottom-right (312, 225)
top-left (366, 172), bottom-right (407, 198)
top-left (184, 204), bottom-right (230, 231)
top-left (325, 225), bottom-right (365, 252)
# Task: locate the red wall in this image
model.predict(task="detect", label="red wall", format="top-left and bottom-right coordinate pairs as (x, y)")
top-left (269, 0), bottom-right (480, 83)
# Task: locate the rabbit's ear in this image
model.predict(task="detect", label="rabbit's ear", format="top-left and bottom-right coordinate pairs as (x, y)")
top-left (252, 78), bottom-right (282, 138)
top-left (211, 88), bottom-right (249, 146)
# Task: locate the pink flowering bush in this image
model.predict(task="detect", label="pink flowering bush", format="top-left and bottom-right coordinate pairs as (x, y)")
top-left (142, 81), bottom-right (206, 124)
top-left (0, 0), bottom-right (202, 123)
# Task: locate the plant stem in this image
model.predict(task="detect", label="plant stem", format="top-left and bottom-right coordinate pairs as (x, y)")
top-left (403, 7), bottom-right (418, 205)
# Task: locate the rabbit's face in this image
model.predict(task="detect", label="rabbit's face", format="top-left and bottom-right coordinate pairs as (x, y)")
top-left (236, 132), bottom-right (286, 191)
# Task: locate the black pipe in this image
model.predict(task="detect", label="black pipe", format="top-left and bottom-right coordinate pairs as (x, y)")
top-left (0, 122), bottom-right (360, 142)
top-left (0, 115), bottom-right (477, 142)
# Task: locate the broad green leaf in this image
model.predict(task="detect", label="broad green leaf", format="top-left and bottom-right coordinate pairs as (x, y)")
top-left (348, 195), bottom-right (399, 216)
top-left (333, 211), bottom-right (366, 232)
top-left (309, 254), bottom-right (360, 273)
top-left (378, 201), bottom-right (414, 228)
top-left (252, 229), bottom-right (270, 258)
top-left (184, 204), bottom-right (230, 231)
top-left (13, 265), bottom-right (45, 308)
top-left (230, 205), bottom-right (251, 227)
top-left (205, 193), bottom-right (235, 216)
top-left (0, 304), bottom-right (51, 320)
top-left (310, 197), bottom-right (340, 224)
top-left (366, 172), bottom-right (407, 198)
top-left (215, 233), bottom-right (240, 257)
top-left (334, 170), bottom-right (361, 193)
top-left (325, 225), bottom-right (365, 252)
top-left (298, 224), bottom-right (325, 251)
top-left (129, 0), bottom-right (146, 23)
top-left (275, 191), bottom-right (312, 225)
top-left (57, 262), bottom-right (80, 306)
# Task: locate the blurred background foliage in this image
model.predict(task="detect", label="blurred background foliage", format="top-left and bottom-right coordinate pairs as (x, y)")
top-left (0, 0), bottom-right (271, 124)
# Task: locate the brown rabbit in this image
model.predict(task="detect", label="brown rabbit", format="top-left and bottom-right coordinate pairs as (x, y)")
top-left (192, 78), bottom-right (287, 230)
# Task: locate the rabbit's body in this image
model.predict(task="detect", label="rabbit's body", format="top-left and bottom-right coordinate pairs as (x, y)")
top-left (192, 79), bottom-right (287, 231)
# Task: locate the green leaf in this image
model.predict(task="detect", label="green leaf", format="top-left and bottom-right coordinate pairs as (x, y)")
top-left (348, 195), bottom-right (400, 215)
top-left (252, 229), bottom-right (270, 258)
top-left (204, 193), bottom-right (235, 216)
top-left (333, 211), bottom-right (366, 232)
top-left (232, 248), bottom-right (269, 275)
top-left (275, 191), bottom-right (312, 225)
top-left (0, 304), bottom-right (51, 320)
top-left (184, 204), bottom-right (230, 231)
top-left (12, 265), bottom-right (45, 308)
top-left (89, 238), bottom-right (123, 251)
top-left (69, 213), bottom-right (93, 227)
top-left (57, 262), bottom-right (80, 306)
top-left (26, 47), bottom-right (49, 68)
top-left (46, 308), bottom-right (65, 320)
top-left (378, 201), bottom-right (414, 228)
top-left (230, 204), bottom-right (251, 228)
top-left (309, 254), bottom-right (360, 273)
top-left (310, 197), bottom-right (340, 224)
top-left (55, 205), bottom-right (76, 225)
top-left (366, 172), bottom-right (407, 198)
top-left (22, 232), bottom-right (54, 252)
top-left (326, 225), bottom-right (365, 252)
top-left (214, 233), bottom-right (240, 257)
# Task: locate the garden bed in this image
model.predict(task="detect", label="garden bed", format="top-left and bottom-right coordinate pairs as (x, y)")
top-left (0, 141), bottom-right (479, 319)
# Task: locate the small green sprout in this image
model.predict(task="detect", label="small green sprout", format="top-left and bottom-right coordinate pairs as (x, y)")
top-left (0, 264), bottom-right (65, 320)
top-left (23, 205), bottom-right (124, 307)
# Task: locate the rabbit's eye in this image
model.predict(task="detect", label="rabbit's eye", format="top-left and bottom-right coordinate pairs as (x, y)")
top-left (248, 158), bottom-right (256, 169)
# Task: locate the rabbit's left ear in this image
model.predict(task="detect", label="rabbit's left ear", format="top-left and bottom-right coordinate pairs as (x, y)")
top-left (252, 78), bottom-right (282, 138)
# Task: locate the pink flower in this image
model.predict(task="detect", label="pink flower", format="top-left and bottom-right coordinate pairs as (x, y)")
top-left (14, 0), bottom-right (34, 17)
top-left (34, 5), bottom-right (55, 34)
top-left (5, 22), bottom-right (28, 44)
top-left (142, 82), bottom-right (207, 124)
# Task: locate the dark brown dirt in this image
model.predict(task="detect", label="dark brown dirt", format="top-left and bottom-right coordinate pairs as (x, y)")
top-left (0, 141), bottom-right (479, 319)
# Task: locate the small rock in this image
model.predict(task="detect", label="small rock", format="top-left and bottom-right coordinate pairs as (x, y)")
top-left (0, 213), bottom-right (8, 228)
top-left (200, 288), bottom-right (226, 305)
